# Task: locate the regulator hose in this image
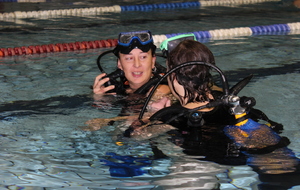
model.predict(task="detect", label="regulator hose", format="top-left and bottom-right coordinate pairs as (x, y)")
top-left (96, 50), bottom-right (115, 73)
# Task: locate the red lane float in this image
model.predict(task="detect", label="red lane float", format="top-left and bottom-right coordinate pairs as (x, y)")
top-left (0, 39), bottom-right (118, 57)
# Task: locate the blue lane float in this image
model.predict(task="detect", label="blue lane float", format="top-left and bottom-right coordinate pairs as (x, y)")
top-left (120, 2), bottom-right (201, 11)
top-left (250, 24), bottom-right (291, 35)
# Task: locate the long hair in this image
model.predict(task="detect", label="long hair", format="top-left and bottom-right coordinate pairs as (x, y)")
top-left (167, 40), bottom-right (215, 103)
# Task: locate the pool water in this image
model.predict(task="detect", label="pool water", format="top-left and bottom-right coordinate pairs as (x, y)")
top-left (0, 0), bottom-right (300, 189)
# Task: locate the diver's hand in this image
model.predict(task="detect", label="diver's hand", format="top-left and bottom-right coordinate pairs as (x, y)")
top-left (93, 73), bottom-right (116, 95)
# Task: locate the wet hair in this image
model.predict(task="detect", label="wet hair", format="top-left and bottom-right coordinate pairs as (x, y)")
top-left (167, 40), bottom-right (215, 103)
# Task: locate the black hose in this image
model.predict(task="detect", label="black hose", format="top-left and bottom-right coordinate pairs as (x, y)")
top-left (96, 50), bottom-right (114, 73)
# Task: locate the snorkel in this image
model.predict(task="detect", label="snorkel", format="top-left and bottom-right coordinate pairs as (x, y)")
top-left (160, 33), bottom-right (197, 58)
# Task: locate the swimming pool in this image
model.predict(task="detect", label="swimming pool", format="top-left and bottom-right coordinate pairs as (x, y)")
top-left (0, 0), bottom-right (300, 189)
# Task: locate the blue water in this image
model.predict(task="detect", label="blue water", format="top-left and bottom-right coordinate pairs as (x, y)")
top-left (0, 0), bottom-right (300, 189)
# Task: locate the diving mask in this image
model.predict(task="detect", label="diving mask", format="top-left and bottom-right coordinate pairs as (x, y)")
top-left (160, 33), bottom-right (196, 57)
top-left (113, 30), bottom-right (156, 56)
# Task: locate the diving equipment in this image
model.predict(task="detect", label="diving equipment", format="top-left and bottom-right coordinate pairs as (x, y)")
top-left (113, 30), bottom-right (156, 56)
top-left (160, 33), bottom-right (196, 57)
top-left (118, 30), bottom-right (153, 46)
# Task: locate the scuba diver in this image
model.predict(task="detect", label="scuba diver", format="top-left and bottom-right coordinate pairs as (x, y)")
top-left (88, 30), bottom-right (174, 124)
top-left (85, 30), bottom-right (175, 131)
top-left (92, 30), bottom-right (170, 96)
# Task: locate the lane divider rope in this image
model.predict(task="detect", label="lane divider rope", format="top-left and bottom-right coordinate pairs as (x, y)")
top-left (155, 22), bottom-right (300, 42)
top-left (0, 39), bottom-right (118, 57)
top-left (1, 22), bottom-right (299, 57)
top-left (0, 0), bottom-right (280, 19)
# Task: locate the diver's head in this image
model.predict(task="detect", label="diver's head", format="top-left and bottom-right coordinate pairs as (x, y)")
top-left (113, 30), bottom-right (156, 57)
top-left (167, 39), bottom-right (215, 68)
top-left (114, 31), bottom-right (157, 92)
top-left (166, 39), bottom-right (215, 103)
